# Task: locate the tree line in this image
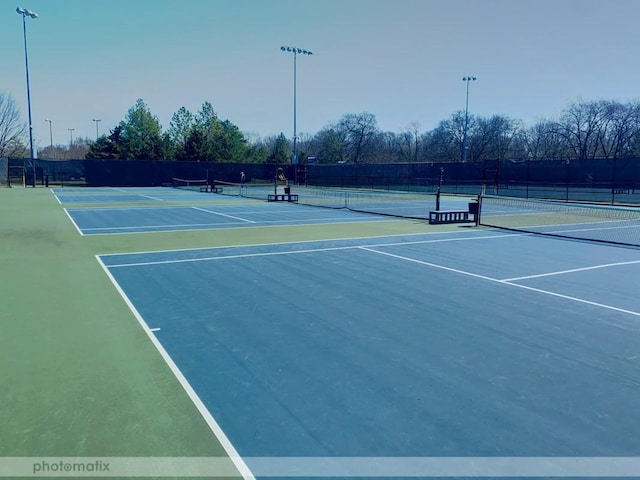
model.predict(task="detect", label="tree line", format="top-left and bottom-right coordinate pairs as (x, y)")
top-left (3, 93), bottom-right (640, 164)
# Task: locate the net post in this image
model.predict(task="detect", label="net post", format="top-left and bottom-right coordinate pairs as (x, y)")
top-left (435, 167), bottom-right (443, 211)
top-left (475, 194), bottom-right (482, 226)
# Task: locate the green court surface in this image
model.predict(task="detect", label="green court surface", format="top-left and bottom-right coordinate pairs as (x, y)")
top-left (0, 187), bottom-right (436, 479)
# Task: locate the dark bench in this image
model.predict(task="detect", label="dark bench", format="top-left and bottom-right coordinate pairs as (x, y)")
top-left (268, 194), bottom-right (299, 202)
top-left (429, 210), bottom-right (473, 224)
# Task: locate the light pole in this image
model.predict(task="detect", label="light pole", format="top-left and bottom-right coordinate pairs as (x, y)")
top-left (280, 45), bottom-right (312, 168)
top-left (16, 7), bottom-right (38, 186)
top-left (462, 76), bottom-right (477, 163)
top-left (68, 128), bottom-right (75, 158)
top-left (92, 118), bottom-right (101, 140)
top-left (45, 119), bottom-right (53, 159)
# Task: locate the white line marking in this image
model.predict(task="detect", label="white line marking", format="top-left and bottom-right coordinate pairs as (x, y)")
top-left (95, 256), bottom-right (255, 480)
top-left (359, 247), bottom-right (640, 317)
top-left (192, 206), bottom-right (255, 223)
top-left (502, 260), bottom-right (640, 281)
top-left (98, 231), bottom-right (513, 258)
top-left (109, 244), bottom-right (365, 268)
top-left (149, 327), bottom-right (161, 332)
top-left (358, 247), bottom-right (498, 282)
top-left (77, 217), bottom-right (397, 236)
top-left (82, 222), bottom-right (247, 232)
top-left (138, 194), bottom-right (164, 201)
top-left (51, 189), bottom-right (63, 205)
top-left (63, 208), bottom-right (85, 236)
top-left (502, 281), bottom-right (640, 317)
top-left (106, 233), bottom-right (520, 268)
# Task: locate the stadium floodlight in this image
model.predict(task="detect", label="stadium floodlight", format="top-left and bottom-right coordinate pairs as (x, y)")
top-left (45, 119), bottom-right (53, 159)
top-left (462, 76), bottom-right (477, 163)
top-left (16, 6), bottom-right (38, 186)
top-left (92, 118), bottom-right (102, 140)
top-left (17, 7), bottom-right (37, 18)
top-left (280, 45), bottom-right (313, 169)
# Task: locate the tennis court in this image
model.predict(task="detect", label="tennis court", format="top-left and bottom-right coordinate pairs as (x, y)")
top-left (52, 186), bottom-right (231, 204)
top-left (4, 185), bottom-right (640, 478)
top-left (65, 204), bottom-right (407, 235)
top-left (99, 228), bottom-right (640, 468)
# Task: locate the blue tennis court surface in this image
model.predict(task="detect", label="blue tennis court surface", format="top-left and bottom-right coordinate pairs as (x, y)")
top-left (52, 186), bottom-right (223, 204)
top-left (100, 230), bottom-right (640, 463)
top-left (66, 203), bottom-right (401, 235)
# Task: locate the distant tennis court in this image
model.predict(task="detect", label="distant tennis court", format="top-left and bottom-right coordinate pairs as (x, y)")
top-left (65, 203), bottom-right (403, 235)
top-left (99, 229), bottom-right (640, 472)
top-left (52, 186), bottom-right (229, 204)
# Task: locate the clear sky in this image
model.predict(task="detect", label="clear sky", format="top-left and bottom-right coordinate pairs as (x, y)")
top-left (3, 0), bottom-right (640, 150)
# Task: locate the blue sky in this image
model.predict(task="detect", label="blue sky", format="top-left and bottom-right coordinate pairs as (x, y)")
top-left (3, 0), bottom-right (640, 151)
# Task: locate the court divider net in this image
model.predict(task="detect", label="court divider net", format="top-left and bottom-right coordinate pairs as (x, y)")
top-left (478, 195), bottom-right (640, 247)
top-left (171, 177), bottom-right (208, 191)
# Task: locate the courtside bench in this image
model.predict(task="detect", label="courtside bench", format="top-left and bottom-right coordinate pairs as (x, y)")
top-left (429, 210), bottom-right (472, 224)
top-left (268, 194), bottom-right (299, 202)
top-left (199, 185), bottom-right (223, 193)
top-left (429, 201), bottom-right (479, 224)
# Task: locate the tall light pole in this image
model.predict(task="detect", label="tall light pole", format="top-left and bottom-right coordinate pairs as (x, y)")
top-left (68, 128), bottom-right (75, 157)
top-left (92, 118), bottom-right (101, 140)
top-left (280, 45), bottom-right (313, 168)
top-left (462, 76), bottom-right (477, 163)
top-left (45, 119), bottom-right (53, 159)
top-left (16, 7), bottom-right (38, 186)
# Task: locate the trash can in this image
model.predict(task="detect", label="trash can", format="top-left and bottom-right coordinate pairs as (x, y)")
top-left (284, 186), bottom-right (291, 195)
top-left (468, 201), bottom-right (479, 215)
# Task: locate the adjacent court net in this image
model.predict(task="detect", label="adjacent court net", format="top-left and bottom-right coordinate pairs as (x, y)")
top-left (214, 181), bottom-right (438, 220)
top-left (172, 177), bottom-right (208, 191)
top-left (213, 179), bottom-right (276, 199)
top-left (479, 195), bottom-right (640, 247)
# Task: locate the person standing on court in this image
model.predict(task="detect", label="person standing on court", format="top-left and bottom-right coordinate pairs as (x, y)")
top-left (240, 171), bottom-right (246, 188)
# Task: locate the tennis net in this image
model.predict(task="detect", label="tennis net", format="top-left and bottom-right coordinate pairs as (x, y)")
top-left (295, 187), bottom-right (437, 219)
top-left (172, 177), bottom-right (208, 191)
top-left (479, 195), bottom-right (640, 247)
top-left (215, 181), bottom-right (451, 220)
top-left (213, 179), bottom-right (277, 199)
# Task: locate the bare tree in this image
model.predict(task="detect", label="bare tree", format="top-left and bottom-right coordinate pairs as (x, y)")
top-left (554, 100), bottom-right (609, 159)
top-left (595, 101), bottom-right (640, 159)
top-left (336, 112), bottom-right (379, 163)
top-left (420, 112), bottom-right (465, 162)
top-left (469, 115), bottom-right (521, 161)
top-left (523, 121), bottom-right (568, 160)
top-left (0, 93), bottom-right (27, 157)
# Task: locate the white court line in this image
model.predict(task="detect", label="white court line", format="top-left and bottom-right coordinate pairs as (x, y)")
top-left (95, 256), bottom-right (255, 480)
top-left (359, 247), bottom-right (640, 317)
top-left (502, 260), bottom-right (640, 282)
top-left (98, 230), bottom-right (486, 257)
top-left (192, 206), bottom-right (255, 223)
top-left (50, 188), bottom-right (63, 205)
top-left (78, 217), bottom-right (394, 236)
top-left (109, 244), bottom-right (367, 268)
top-left (106, 233), bottom-right (519, 268)
top-left (138, 194), bottom-right (164, 201)
top-left (82, 222), bottom-right (246, 232)
top-left (149, 327), bottom-right (161, 332)
top-left (63, 208), bottom-right (85, 236)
